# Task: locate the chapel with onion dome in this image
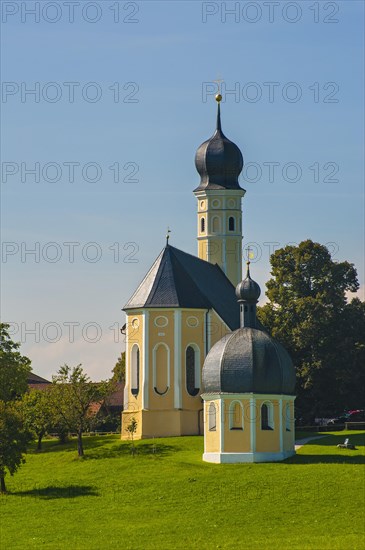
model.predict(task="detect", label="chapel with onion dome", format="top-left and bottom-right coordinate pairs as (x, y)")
top-left (201, 260), bottom-right (296, 463)
top-left (121, 95), bottom-right (296, 450)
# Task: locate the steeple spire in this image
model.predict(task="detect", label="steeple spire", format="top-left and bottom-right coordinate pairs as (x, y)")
top-left (235, 261), bottom-right (261, 328)
top-left (166, 227), bottom-right (171, 246)
top-left (216, 95), bottom-right (222, 132)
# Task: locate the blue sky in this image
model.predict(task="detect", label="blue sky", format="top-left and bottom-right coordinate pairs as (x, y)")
top-left (1, 0), bottom-right (364, 380)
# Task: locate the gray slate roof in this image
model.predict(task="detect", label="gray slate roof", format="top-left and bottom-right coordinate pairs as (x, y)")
top-left (202, 327), bottom-right (296, 396)
top-left (194, 103), bottom-right (244, 192)
top-left (124, 245), bottom-right (241, 331)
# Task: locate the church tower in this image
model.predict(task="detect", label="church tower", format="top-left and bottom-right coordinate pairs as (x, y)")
top-left (194, 95), bottom-right (246, 287)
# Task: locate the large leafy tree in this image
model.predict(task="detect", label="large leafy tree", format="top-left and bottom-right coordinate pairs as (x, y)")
top-left (0, 323), bottom-right (32, 492)
top-left (22, 389), bottom-right (54, 450)
top-left (257, 240), bottom-right (362, 420)
top-left (51, 364), bottom-right (112, 457)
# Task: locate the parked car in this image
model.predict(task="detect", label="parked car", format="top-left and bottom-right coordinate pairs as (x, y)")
top-left (327, 409), bottom-right (365, 425)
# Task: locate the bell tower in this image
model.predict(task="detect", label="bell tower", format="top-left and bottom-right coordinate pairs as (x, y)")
top-left (194, 96), bottom-right (245, 287)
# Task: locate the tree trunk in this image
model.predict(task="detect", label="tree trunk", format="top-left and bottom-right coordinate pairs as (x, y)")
top-left (37, 432), bottom-right (44, 451)
top-left (77, 429), bottom-right (84, 457)
top-left (0, 475), bottom-right (6, 494)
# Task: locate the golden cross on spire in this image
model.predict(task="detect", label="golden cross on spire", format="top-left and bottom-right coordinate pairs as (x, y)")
top-left (213, 75), bottom-right (223, 102)
top-left (166, 227), bottom-right (171, 246)
top-left (213, 75), bottom-right (223, 93)
top-left (245, 245), bottom-right (253, 263)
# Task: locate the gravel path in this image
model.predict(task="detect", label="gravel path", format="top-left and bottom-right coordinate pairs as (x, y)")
top-left (295, 435), bottom-right (329, 450)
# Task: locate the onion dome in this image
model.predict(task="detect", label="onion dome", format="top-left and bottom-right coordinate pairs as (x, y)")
top-left (202, 327), bottom-right (296, 395)
top-left (235, 262), bottom-right (261, 303)
top-left (202, 259), bottom-right (296, 395)
top-left (194, 97), bottom-right (244, 191)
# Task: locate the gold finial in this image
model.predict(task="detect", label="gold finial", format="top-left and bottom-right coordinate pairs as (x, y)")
top-left (213, 76), bottom-right (223, 102)
top-left (166, 227), bottom-right (171, 245)
top-left (245, 245), bottom-right (253, 264)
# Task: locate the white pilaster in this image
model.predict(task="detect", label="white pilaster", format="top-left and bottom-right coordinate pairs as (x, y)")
top-left (123, 317), bottom-right (129, 407)
top-left (250, 396), bottom-right (256, 452)
top-left (220, 398), bottom-right (225, 453)
top-left (142, 310), bottom-right (149, 409)
top-left (174, 309), bottom-right (182, 409)
top-left (279, 398), bottom-right (283, 452)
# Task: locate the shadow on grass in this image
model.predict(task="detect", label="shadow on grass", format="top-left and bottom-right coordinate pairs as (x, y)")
top-left (84, 442), bottom-right (180, 460)
top-left (287, 454), bottom-right (365, 464)
top-left (30, 436), bottom-right (118, 455)
top-left (287, 432), bottom-right (365, 464)
top-left (304, 433), bottom-right (365, 446)
top-left (12, 485), bottom-right (99, 499)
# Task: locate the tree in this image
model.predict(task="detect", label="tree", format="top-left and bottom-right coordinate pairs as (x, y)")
top-left (257, 240), bottom-right (362, 420)
top-left (0, 323), bottom-right (32, 492)
top-left (22, 389), bottom-right (54, 450)
top-left (0, 402), bottom-right (31, 493)
top-left (126, 417), bottom-right (137, 456)
top-left (51, 364), bottom-right (112, 457)
top-left (112, 352), bottom-right (125, 383)
top-left (0, 323), bottom-right (31, 403)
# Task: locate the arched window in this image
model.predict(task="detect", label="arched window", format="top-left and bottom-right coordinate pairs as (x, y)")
top-left (186, 345), bottom-right (200, 396)
top-left (131, 344), bottom-right (140, 396)
top-left (285, 403), bottom-right (291, 431)
top-left (201, 217), bottom-right (205, 233)
top-left (228, 216), bottom-right (235, 231)
top-left (208, 402), bottom-right (216, 431)
top-left (153, 343), bottom-right (170, 395)
top-left (261, 402), bottom-right (274, 430)
top-left (212, 216), bottom-right (221, 233)
top-left (229, 401), bottom-right (243, 430)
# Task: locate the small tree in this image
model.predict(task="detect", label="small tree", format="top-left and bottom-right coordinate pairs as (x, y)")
top-left (112, 352), bottom-right (125, 383)
top-left (126, 417), bottom-right (138, 455)
top-left (22, 390), bottom-right (54, 450)
top-left (51, 364), bottom-right (112, 457)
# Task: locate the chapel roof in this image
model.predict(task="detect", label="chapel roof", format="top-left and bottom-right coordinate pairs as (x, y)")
top-left (123, 244), bottom-right (241, 330)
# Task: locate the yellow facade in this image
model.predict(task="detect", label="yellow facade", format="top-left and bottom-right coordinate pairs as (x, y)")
top-left (195, 190), bottom-right (245, 287)
top-left (202, 395), bottom-right (296, 463)
top-left (121, 308), bottom-right (231, 440)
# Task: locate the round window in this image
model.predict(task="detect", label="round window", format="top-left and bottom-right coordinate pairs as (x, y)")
top-left (154, 316), bottom-right (168, 328)
top-left (186, 316), bottom-right (199, 328)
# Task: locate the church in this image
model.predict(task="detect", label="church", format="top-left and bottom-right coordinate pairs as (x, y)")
top-left (121, 96), bottom-right (296, 462)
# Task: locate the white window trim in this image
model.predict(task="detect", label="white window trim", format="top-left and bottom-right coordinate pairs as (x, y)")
top-left (261, 401), bottom-right (274, 430)
top-left (185, 343), bottom-right (201, 397)
top-left (130, 344), bottom-right (140, 396)
top-left (152, 342), bottom-right (170, 396)
top-left (285, 402), bottom-right (291, 431)
top-left (211, 215), bottom-right (221, 234)
top-left (229, 400), bottom-right (244, 430)
top-left (208, 402), bottom-right (217, 431)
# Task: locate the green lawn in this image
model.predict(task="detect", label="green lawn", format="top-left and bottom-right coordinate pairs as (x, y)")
top-left (1, 431), bottom-right (364, 550)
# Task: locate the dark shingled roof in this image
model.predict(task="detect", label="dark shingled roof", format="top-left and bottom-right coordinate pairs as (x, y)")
top-left (194, 103), bottom-right (245, 192)
top-left (202, 327), bottom-right (296, 396)
top-left (124, 245), bottom-right (241, 331)
top-left (27, 373), bottom-right (51, 385)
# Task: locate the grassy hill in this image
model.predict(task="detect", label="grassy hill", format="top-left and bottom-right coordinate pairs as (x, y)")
top-left (1, 432), bottom-right (364, 549)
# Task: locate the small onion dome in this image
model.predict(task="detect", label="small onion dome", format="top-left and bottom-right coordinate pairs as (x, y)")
top-left (194, 101), bottom-right (244, 191)
top-left (235, 262), bottom-right (261, 303)
top-left (202, 327), bottom-right (295, 395)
